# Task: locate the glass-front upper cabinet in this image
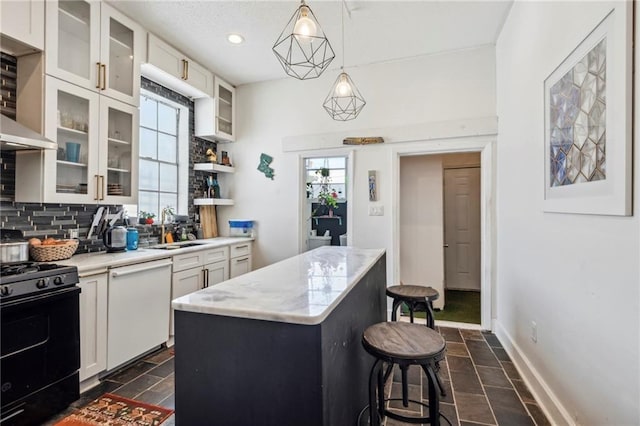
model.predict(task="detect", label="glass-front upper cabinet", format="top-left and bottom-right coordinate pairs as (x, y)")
top-left (45, 0), bottom-right (141, 106)
top-left (214, 77), bottom-right (235, 141)
top-left (45, 77), bottom-right (100, 204)
top-left (99, 97), bottom-right (138, 204)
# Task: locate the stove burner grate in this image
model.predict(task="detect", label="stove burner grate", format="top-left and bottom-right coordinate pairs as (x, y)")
top-left (0, 262), bottom-right (61, 277)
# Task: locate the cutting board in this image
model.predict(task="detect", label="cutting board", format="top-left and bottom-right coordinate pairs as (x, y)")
top-left (200, 205), bottom-right (218, 238)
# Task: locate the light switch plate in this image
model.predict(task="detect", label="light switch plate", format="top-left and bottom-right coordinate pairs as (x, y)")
top-left (368, 206), bottom-right (384, 216)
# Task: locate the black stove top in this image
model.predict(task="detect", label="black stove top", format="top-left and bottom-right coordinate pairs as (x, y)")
top-left (0, 261), bottom-right (79, 302)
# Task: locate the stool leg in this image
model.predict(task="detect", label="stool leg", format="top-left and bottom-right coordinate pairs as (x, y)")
top-left (377, 362), bottom-right (386, 420)
top-left (426, 298), bottom-right (435, 329)
top-left (391, 298), bottom-right (402, 321)
top-left (422, 364), bottom-right (441, 426)
top-left (400, 365), bottom-right (409, 407)
top-left (434, 360), bottom-right (447, 397)
top-left (368, 359), bottom-right (383, 426)
top-left (409, 302), bottom-right (415, 323)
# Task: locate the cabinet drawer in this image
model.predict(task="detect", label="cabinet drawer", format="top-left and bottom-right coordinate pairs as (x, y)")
top-left (230, 255), bottom-right (252, 279)
top-left (203, 246), bottom-right (229, 264)
top-left (230, 242), bottom-right (251, 259)
top-left (173, 251), bottom-right (204, 272)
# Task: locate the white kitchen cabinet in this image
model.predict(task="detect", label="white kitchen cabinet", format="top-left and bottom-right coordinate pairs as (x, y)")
top-left (16, 76), bottom-right (138, 204)
top-left (0, 0), bottom-right (45, 52)
top-left (45, 0), bottom-right (142, 106)
top-left (206, 260), bottom-right (228, 286)
top-left (229, 242), bottom-right (252, 279)
top-left (107, 259), bottom-right (172, 371)
top-left (170, 246), bottom-right (229, 335)
top-left (194, 76), bottom-right (236, 142)
top-left (78, 270), bottom-right (108, 382)
top-left (144, 33), bottom-right (213, 98)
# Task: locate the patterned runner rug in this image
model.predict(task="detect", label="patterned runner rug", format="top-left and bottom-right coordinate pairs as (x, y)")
top-left (54, 393), bottom-right (173, 426)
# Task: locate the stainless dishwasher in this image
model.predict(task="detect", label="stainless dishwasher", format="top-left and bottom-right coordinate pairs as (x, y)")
top-left (107, 259), bottom-right (172, 370)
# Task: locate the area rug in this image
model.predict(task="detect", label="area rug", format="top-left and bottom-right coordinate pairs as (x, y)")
top-left (402, 289), bottom-right (481, 324)
top-left (54, 393), bottom-right (173, 426)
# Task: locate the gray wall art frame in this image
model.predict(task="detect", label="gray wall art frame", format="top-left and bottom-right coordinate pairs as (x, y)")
top-left (543, 3), bottom-right (632, 216)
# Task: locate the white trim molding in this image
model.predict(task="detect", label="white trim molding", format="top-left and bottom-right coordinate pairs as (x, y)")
top-left (495, 321), bottom-right (575, 426)
top-left (391, 134), bottom-right (497, 331)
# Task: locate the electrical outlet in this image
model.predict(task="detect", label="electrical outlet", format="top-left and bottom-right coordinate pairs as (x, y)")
top-left (531, 321), bottom-right (537, 343)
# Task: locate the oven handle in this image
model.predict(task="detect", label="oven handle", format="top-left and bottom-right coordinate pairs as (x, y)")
top-left (0, 338), bottom-right (48, 361)
top-left (0, 407), bottom-right (25, 423)
top-left (110, 261), bottom-right (172, 278)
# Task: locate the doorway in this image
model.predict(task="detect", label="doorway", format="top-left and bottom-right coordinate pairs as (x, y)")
top-left (394, 141), bottom-right (493, 330)
top-left (299, 154), bottom-right (352, 252)
top-left (442, 163), bottom-right (481, 324)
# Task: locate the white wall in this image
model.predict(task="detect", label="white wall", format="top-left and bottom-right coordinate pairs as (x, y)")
top-left (220, 46), bottom-right (496, 279)
top-left (399, 155), bottom-right (444, 308)
top-left (496, 2), bottom-right (639, 424)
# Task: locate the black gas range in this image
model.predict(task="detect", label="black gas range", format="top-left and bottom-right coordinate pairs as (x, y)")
top-left (0, 261), bottom-right (81, 425)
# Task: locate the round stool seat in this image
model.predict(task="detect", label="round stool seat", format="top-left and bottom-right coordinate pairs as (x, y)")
top-left (386, 284), bottom-right (439, 302)
top-left (363, 322), bottom-right (445, 362)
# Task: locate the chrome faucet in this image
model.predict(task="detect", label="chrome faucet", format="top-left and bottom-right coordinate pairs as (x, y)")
top-left (160, 206), bottom-right (175, 244)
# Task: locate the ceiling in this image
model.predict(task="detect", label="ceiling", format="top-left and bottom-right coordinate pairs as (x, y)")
top-left (108, 0), bottom-right (513, 87)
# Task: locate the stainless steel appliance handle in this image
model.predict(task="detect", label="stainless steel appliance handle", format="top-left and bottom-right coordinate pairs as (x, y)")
top-left (110, 261), bottom-right (172, 278)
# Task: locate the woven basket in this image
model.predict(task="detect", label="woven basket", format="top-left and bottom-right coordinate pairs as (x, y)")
top-left (30, 240), bottom-right (79, 262)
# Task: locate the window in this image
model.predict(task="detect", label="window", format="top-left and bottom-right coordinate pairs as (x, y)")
top-left (305, 156), bottom-right (347, 199)
top-left (127, 91), bottom-right (188, 219)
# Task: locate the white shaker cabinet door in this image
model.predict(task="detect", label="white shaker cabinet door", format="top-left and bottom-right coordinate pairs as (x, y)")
top-left (205, 260), bottom-right (228, 287)
top-left (78, 272), bottom-right (108, 381)
top-left (170, 267), bottom-right (202, 335)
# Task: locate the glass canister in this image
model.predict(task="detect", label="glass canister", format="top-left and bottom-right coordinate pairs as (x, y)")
top-left (126, 228), bottom-right (139, 250)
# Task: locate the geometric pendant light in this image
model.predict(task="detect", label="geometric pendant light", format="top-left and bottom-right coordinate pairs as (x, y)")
top-left (323, 2), bottom-right (366, 121)
top-left (272, 0), bottom-right (335, 80)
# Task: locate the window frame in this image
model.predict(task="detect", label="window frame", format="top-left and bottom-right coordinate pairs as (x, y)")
top-left (129, 89), bottom-right (189, 218)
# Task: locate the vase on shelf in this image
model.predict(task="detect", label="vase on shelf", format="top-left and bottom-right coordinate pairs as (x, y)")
top-left (328, 208), bottom-right (333, 217)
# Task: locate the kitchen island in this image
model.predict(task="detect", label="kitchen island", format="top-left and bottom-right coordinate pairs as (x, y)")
top-left (172, 246), bottom-right (386, 426)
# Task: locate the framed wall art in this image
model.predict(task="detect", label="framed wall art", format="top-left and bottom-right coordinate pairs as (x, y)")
top-left (543, 3), bottom-right (632, 216)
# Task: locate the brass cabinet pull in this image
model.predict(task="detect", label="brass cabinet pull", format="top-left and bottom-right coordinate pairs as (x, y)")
top-left (99, 175), bottom-right (105, 200)
top-left (185, 60), bottom-right (189, 80)
top-left (101, 64), bottom-right (106, 90)
top-left (203, 268), bottom-right (209, 288)
top-left (96, 63), bottom-right (101, 89)
top-left (94, 175), bottom-right (100, 200)
top-left (181, 59), bottom-right (187, 80)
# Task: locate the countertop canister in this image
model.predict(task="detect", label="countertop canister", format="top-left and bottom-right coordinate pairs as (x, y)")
top-left (126, 228), bottom-right (139, 251)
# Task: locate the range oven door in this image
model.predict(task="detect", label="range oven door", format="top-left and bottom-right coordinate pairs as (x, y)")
top-left (0, 286), bottom-right (80, 424)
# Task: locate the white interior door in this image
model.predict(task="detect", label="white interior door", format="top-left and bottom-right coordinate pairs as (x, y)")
top-left (444, 167), bottom-right (481, 291)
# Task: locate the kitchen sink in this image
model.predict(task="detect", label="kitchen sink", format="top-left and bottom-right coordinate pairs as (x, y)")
top-left (148, 242), bottom-right (206, 250)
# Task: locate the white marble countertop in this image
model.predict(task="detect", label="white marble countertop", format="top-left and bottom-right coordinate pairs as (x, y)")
top-left (58, 237), bottom-right (253, 275)
top-left (172, 246), bottom-right (385, 325)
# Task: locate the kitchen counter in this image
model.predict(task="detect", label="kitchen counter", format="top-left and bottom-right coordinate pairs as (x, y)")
top-left (172, 245), bottom-right (385, 325)
top-left (173, 246), bottom-right (387, 426)
top-left (58, 237), bottom-right (253, 273)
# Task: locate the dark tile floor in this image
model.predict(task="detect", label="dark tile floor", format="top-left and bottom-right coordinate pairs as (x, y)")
top-left (382, 327), bottom-right (550, 426)
top-left (46, 327), bottom-right (549, 426)
top-left (45, 348), bottom-right (176, 426)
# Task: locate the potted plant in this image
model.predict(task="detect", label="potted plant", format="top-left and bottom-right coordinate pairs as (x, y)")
top-left (313, 168), bottom-right (339, 217)
top-left (139, 211), bottom-right (155, 224)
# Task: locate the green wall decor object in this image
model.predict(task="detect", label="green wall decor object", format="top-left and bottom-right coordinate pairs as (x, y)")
top-left (258, 153), bottom-right (275, 180)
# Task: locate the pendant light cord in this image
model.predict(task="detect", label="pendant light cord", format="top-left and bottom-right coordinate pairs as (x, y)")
top-left (341, 1), bottom-right (345, 70)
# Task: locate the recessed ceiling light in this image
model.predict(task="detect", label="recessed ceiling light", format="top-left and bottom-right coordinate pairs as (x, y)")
top-left (227, 34), bottom-right (244, 44)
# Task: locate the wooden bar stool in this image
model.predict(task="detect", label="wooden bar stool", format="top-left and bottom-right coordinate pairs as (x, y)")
top-left (361, 322), bottom-right (446, 426)
top-left (386, 284), bottom-right (446, 399)
top-left (387, 284), bottom-right (439, 329)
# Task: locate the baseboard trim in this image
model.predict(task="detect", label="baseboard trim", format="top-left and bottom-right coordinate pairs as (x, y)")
top-left (494, 321), bottom-right (574, 426)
